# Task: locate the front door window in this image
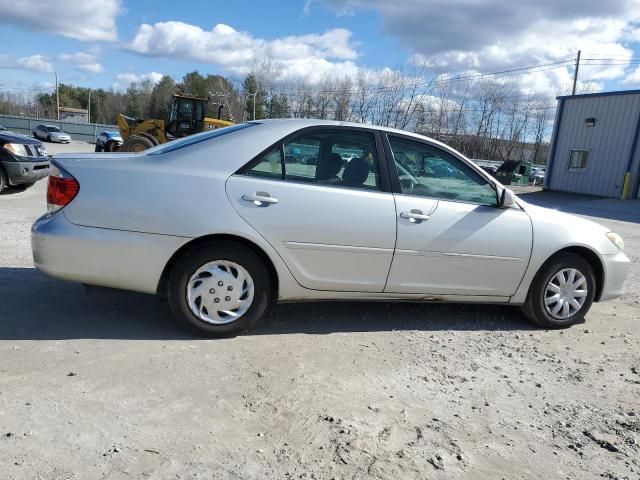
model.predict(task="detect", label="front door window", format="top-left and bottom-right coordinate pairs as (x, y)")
top-left (388, 136), bottom-right (498, 206)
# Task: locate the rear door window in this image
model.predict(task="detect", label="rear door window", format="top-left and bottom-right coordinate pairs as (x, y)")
top-left (244, 129), bottom-right (381, 191)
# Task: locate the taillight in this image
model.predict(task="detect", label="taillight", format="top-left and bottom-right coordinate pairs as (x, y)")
top-left (47, 163), bottom-right (79, 213)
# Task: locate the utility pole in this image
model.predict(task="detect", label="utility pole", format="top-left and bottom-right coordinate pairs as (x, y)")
top-left (247, 92), bottom-right (258, 120)
top-left (55, 71), bottom-right (60, 120)
top-left (572, 50), bottom-right (581, 96)
top-left (88, 89), bottom-right (91, 123)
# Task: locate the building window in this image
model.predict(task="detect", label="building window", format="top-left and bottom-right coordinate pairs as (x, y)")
top-left (569, 150), bottom-right (589, 171)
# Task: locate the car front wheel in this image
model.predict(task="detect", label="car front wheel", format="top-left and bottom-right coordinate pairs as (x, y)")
top-left (521, 252), bottom-right (596, 328)
top-left (0, 167), bottom-right (8, 193)
top-left (167, 242), bottom-right (271, 337)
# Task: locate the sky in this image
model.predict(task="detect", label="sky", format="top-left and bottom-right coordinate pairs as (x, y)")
top-left (2, 0), bottom-right (640, 97)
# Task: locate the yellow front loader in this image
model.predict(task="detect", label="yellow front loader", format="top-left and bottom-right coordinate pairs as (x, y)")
top-left (116, 94), bottom-right (234, 153)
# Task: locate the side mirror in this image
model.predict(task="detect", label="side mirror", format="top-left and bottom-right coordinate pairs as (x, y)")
top-left (499, 187), bottom-right (516, 208)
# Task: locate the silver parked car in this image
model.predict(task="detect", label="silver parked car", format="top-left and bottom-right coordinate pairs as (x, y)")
top-left (32, 124), bottom-right (71, 143)
top-left (31, 120), bottom-right (630, 336)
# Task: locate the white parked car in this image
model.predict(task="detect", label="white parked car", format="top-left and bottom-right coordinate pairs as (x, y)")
top-left (32, 124), bottom-right (71, 143)
top-left (31, 120), bottom-right (630, 336)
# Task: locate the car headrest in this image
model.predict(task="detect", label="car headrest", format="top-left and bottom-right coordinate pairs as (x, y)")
top-left (342, 157), bottom-right (370, 186)
top-left (317, 152), bottom-right (343, 180)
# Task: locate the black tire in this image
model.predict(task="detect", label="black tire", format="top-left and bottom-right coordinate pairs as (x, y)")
top-left (521, 252), bottom-right (596, 329)
top-left (95, 143), bottom-right (104, 152)
top-left (121, 134), bottom-right (156, 152)
top-left (47, 135), bottom-right (51, 142)
top-left (0, 167), bottom-right (8, 193)
top-left (104, 139), bottom-right (119, 152)
top-left (167, 242), bottom-right (271, 337)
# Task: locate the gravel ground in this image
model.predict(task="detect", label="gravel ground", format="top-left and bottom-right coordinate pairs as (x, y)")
top-left (0, 142), bottom-right (638, 479)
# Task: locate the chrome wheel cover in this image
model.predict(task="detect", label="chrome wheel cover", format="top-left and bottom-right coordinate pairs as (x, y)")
top-left (186, 260), bottom-right (254, 325)
top-left (544, 268), bottom-right (588, 320)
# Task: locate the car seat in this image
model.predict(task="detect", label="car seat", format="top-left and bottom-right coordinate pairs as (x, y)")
top-left (317, 153), bottom-right (343, 184)
top-left (342, 157), bottom-right (370, 187)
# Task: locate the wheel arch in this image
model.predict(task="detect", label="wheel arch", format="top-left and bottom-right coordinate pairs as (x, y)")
top-left (540, 246), bottom-right (605, 301)
top-left (157, 234), bottom-right (279, 301)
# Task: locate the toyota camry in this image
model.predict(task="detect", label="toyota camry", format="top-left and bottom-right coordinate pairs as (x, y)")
top-left (31, 120), bottom-right (630, 336)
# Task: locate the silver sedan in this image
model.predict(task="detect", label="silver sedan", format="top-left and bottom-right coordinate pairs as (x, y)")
top-left (31, 120), bottom-right (630, 336)
top-left (32, 124), bottom-right (71, 143)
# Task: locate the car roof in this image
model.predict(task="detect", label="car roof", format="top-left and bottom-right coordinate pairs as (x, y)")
top-left (0, 131), bottom-right (43, 145)
top-left (249, 118), bottom-right (457, 154)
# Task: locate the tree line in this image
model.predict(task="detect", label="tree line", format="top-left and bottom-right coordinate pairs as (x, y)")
top-left (0, 67), bottom-right (561, 164)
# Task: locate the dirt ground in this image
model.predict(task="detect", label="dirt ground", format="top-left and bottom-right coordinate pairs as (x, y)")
top-left (0, 142), bottom-right (639, 479)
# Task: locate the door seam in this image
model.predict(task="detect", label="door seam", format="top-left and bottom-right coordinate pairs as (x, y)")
top-left (382, 194), bottom-right (399, 292)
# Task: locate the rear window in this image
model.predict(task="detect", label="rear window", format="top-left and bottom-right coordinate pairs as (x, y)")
top-left (146, 123), bottom-right (256, 155)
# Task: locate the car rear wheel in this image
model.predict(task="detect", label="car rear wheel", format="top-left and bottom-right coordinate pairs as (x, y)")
top-left (47, 135), bottom-right (51, 142)
top-left (521, 252), bottom-right (596, 329)
top-left (95, 143), bottom-right (104, 152)
top-left (167, 242), bottom-right (271, 337)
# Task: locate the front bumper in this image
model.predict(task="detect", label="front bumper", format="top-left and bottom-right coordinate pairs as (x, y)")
top-left (599, 249), bottom-right (631, 301)
top-left (1, 158), bottom-right (50, 185)
top-left (51, 136), bottom-right (71, 143)
top-left (32, 211), bottom-right (189, 294)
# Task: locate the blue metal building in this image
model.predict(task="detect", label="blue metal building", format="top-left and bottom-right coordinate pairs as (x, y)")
top-left (545, 90), bottom-right (640, 199)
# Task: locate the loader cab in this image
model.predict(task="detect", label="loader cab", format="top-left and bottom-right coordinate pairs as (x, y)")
top-left (167, 95), bottom-right (206, 138)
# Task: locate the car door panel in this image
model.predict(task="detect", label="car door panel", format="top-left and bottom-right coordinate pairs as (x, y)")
top-left (386, 196), bottom-right (532, 296)
top-left (226, 175), bottom-right (397, 292)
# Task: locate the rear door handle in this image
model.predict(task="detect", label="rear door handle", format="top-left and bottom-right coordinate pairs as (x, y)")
top-left (400, 210), bottom-right (430, 223)
top-left (241, 192), bottom-right (279, 206)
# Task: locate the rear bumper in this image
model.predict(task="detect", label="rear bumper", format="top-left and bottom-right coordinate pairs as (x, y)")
top-left (1, 159), bottom-right (50, 185)
top-left (599, 250), bottom-right (631, 301)
top-left (31, 212), bottom-right (190, 294)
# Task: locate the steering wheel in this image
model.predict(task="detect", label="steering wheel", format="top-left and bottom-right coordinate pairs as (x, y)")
top-left (399, 175), bottom-right (416, 193)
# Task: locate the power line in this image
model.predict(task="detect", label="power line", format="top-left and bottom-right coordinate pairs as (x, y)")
top-left (278, 63), bottom-right (574, 99)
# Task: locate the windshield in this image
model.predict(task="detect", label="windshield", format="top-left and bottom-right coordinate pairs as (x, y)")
top-left (47, 126), bottom-right (62, 132)
top-left (146, 123), bottom-right (256, 155)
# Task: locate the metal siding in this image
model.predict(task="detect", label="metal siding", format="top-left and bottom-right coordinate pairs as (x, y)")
top-left (633, 142), bottom-right (640, 198)
top-left (548, 93), bottom-right (640, 197)
top-left (544, 99), bottom-right (564, 189)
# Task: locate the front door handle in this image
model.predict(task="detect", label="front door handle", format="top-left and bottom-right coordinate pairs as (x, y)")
top-left (241, 192), bottom-right (279, 206)
top-left (400, 210), bottom-right (430, 223)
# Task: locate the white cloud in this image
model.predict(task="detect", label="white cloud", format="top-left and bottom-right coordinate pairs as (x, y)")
top-left (0, 0), bottom-right (121, 41)
top-left (127, 21), bottom-right (359, 80)
top-left (58, 52), bottom-right (104, 74)
top-left (18, 55), bottom-right (53, 73)
top-left (0, 54), bottom-right (53, 73)
top-left (113, 71), bottom-right (164, 91)
top-left (318, 0), bottom-right (640, 95)
top-left (622, 66), bottom-right (640, 86)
